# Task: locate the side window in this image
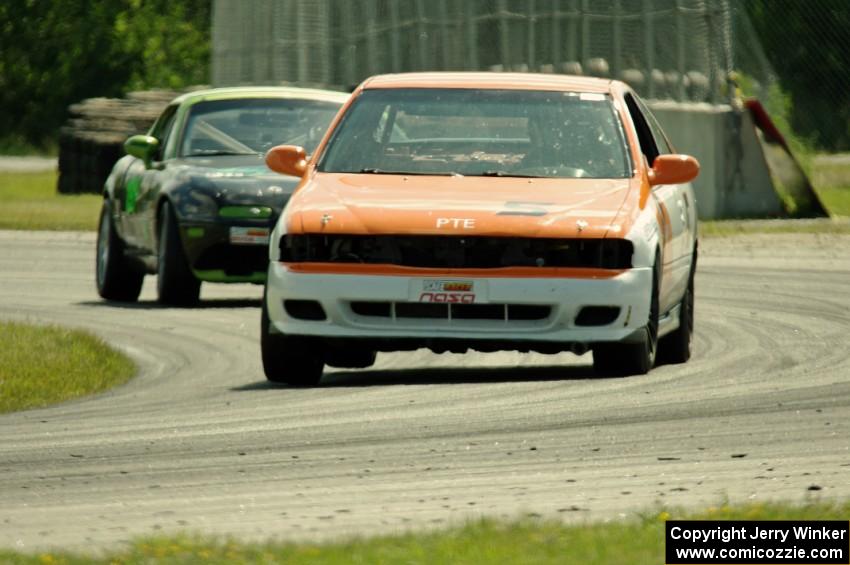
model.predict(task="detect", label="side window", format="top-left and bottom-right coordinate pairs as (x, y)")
top-left (634, 95), bottom-right (673, 154)
top-left (624, 92), bottom-right (659, 166)
top-left (148, 105), bottom-right (179, 161)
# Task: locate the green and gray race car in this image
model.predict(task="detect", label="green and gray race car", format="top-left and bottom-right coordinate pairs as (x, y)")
top-left (96, 86), bottom-right (348, 305)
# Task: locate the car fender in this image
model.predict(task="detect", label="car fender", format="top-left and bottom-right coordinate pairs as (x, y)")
top-left (102, 154), bottom-right (140, 244)
top-left (160, 174), bottom-right (215, 224)
top-left (269, 213), bottom-right (288, 262)
top-left (624, 198), bottom-right (661, 270)
top-left (103, 154), bottom-right (135, 201)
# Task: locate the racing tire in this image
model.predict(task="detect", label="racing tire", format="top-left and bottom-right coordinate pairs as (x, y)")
top-left (156, 202), bottom-right (200, 306)
top-left (658, 250), bottom-right (696, 365)
top-left (325, 348), bottom-right (377, 369)
top-left (593, 259), bottom-right (660, 376)
top-left (95, 200), bottom-right (144, 302)
top-left (261, 295), bottom-right (324, 386)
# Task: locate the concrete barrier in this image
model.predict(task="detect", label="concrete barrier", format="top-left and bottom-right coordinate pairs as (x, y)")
top-left (648, 101), bottom-right (784, 219)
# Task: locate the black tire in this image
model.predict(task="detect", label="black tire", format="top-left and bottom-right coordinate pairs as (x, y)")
top-left (658, 251), bottom-right (696, 365)
top-left (261, 294), bottom-right (324, 386)
top-left (156, 202), bottom-right (200, 306)
top-left (593, 258), bottom-right (660, 376)
top-left (325, 348), bottom-right (377, 369)
top-left (95, 200), bottom-right (144, 301)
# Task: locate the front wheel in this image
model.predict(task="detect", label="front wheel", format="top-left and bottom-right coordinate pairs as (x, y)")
top-left (593, 262), bottom-right (659, 376)
top-left (325, 348), bottom-right (377, 369)
top-left (96, 200), bottom-right (144, 302)
top-left (157, 202), bottom-right (200, 306)
top-left (261, 295), bottom-right (324, 386)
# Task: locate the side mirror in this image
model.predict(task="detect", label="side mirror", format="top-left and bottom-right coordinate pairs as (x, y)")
top-left (649, 154), bottom-right (699, 186)
top-left (124, 135), bottom-right (159, 169)
top-left (266, 144), bottom-right (308, 177)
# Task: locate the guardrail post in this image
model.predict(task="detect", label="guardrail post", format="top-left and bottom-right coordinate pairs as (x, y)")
top-left (644, 0), bottom-right (655, 98)
top-left (416, 0), bottom-right (428, 70)
top-left (389, 0), bottom-right (401, 72)
top-left (676, 0), bottom-right (687, 101)
top-left (612, 0), bottom-right (622, 80)
top-left (466, 1), bottom-right (479, 69)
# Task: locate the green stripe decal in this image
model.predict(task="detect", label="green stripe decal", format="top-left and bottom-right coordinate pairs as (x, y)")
top-left (192, 269), bottom-right (266, 283)
top-left (125, 177), bottom-right (141, 213)
top-left (218, 206), bottom-right (273, 219)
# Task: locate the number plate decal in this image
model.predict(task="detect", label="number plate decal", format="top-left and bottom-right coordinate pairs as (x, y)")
top-left (410, 280), bottom-right (485, 303)
top-left (229, 227), bottom-right (270, 245)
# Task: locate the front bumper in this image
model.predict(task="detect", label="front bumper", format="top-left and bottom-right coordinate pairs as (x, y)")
top-left (266, 263), bottom-right (653, 346)
top-left (180, 220), bottom-right (273, 283)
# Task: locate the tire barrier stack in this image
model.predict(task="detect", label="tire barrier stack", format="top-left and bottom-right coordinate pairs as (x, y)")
top-left (57, 90), bottom-right (181, 195)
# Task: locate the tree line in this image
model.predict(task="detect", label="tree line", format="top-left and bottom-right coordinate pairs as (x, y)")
top-left (743, 0), bottom-right (850, 151)
top-left (0, 0), bottom-right (210, 152)
top-left (2, 0), bottom-right (848, 152)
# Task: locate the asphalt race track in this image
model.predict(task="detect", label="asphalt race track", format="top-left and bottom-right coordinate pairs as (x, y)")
top-left (1, 230), bottom-right (849, 552)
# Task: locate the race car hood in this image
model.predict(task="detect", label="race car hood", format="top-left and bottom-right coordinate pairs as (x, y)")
top-left (167, 156), bottom-right (302, 219)
top-left (286, 172), bottom-right (639, 238)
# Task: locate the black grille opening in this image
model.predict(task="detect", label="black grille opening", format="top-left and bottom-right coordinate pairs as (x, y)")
top-left (396, 303), bottom-right (449, 319)
top-left (349, 301), bottom-right (551, 322)
top-left (350, 301), bottom-right (391, 317)
top-left (281, 235), bottom-right (632, 269)
top-left (575, 306), bottom-right (621, 326)
top-left (284, 299), bottom-right (327, 321)
top-left (508, 305), bottom-right (552, 321)
top-left (452, 304), bottom-right (505, 320)
top-left (194, 243), bottom-right (268, 275)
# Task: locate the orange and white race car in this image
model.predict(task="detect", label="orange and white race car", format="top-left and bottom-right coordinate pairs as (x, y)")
top-left (262, 72), bottom-right (699, 385)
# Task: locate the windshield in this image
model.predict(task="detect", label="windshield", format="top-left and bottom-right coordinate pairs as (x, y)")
top-left (318, 88), bottom-right (630, 178)
top-left (180, 98), bottom-right (341, 157)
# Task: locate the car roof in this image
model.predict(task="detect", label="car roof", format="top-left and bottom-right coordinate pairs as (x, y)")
top-left (171, 86), bottom-right (350, 106)
top-left (362, 72), bottom-right (616, 93)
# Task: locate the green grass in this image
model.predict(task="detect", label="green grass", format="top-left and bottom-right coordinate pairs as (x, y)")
top-left (0, 171), bottom-right (101, 231)
top-left (810, 156), bottom-right (850, 217)
top-left (816, 185), bottom-right (850, 216)
top-left (701, 217), bottom-right (850, 237)
top-left (0, 321), bottom-right (135, 414)
top-left (1, 501), bottom-right (846, 564)
top-left (0, 159), bottom-right (847, 235)
top-left (0, 136), bottom-right (57, 156)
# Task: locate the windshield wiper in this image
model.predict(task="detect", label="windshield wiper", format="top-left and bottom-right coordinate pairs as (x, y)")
top-left (187, 150), bottom-right (259, 157)
top-left (357, 168), bottom-right (453, 176)
top-left (478, 170), bottom-right (544, 178)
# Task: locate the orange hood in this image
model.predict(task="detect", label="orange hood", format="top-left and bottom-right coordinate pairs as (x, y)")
top-left (285, 173), bottom-right (641, 238)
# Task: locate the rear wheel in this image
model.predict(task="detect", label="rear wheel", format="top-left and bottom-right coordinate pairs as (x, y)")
top-left (95, 200), bottom-right (144, 302)
top-left (157, 202), bottom-right (200, 306)
top-left (593, 259), bottom-right (659, 376)
top-left (261, 293), bottom-right (324, 386)
top-left (658, 250), bottom-right (696, 365)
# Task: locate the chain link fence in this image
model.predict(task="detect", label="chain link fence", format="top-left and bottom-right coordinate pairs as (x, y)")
top-left (212, 0), bottom-right (736, 103)
top-left (207, 0), bottom-right (841, 218)
top-left (734, 0), bottom-right (850, 152)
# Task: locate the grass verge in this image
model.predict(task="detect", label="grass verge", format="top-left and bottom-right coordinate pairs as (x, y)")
top-left (0, 501), bottom-right (846, 564)
top-left (0, 136), bottom-right (57, 156)
top-left (0, 162), bottom-right (847, 234)
top-left (810, 156), bottom-right (850, 217)
top-left (701, 217), bottom-right (850, 237)
top-left (0, 321), bottom-right (135, 414)
top-left (0, 170), bottom-right (100, 231)
top-left (816, 185), bottom-right (850, 216)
